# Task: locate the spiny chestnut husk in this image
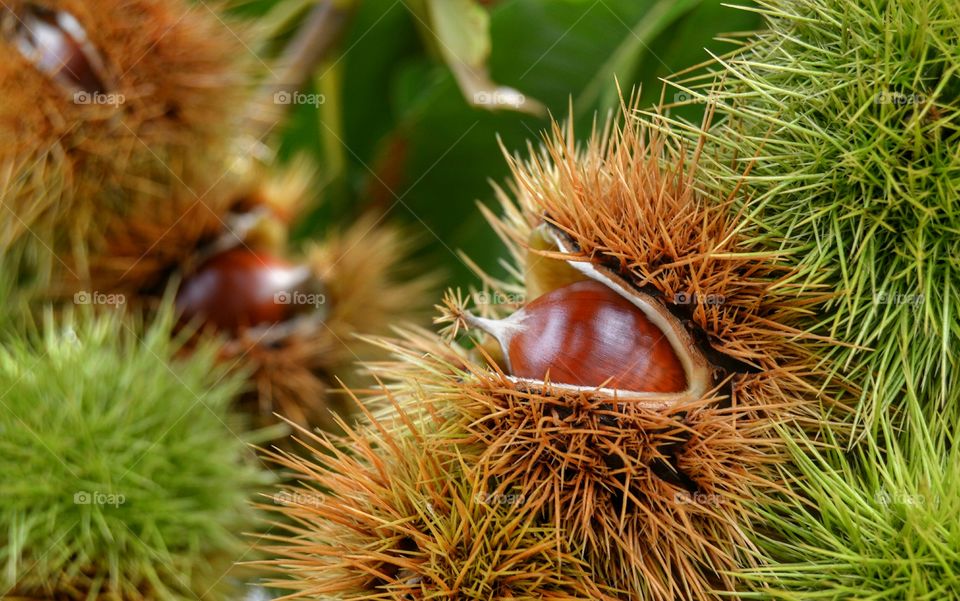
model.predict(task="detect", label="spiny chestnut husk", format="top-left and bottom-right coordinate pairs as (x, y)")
top-left (272, 101), bottom-right (849, 600)
top-left (258, 402), bottom-right (621, 600)
top-left (0, 0), bottom-right (250, 282)
top-left (430, 113), bottom-right (850, 596)
top-left (60, 157), bottom-right (433, 433)
top-left (668, 0), bottom-right (960, 426)
top-left (0, 308), bottom-right (270, 601)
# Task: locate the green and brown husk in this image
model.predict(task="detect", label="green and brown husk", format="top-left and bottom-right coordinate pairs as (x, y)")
top-left (0, 307), bottom-right (271, 601)
top-left (259, 101), bottom-right (850, 599)
top-left (0, 0), bottom-right (434, 433)
top-left (260, 2), bottom-right (960, 593)
top-left (662, 0), bottom-right (960, 596)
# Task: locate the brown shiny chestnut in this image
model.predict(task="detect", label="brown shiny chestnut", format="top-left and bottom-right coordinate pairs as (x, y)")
top-left (468, 280), bottom-right (688, 393)
top-left (512, 280), bottom-right (685, 392)
top-left (175, 247), bottom-right (321, 335)
top-left (7, 3), bottom-right (106, 93)
top-left (459, 224), bottom-right (712, 401)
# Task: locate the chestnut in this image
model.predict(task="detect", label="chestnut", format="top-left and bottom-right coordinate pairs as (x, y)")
top-left (460, 224), bottom-right (712, 401)
top-left (508, 280), bottom-right (685, 392)
top-left (8, 4), bottom-right (106, 93)
top-left (175, 247), bottom-right (322, 335)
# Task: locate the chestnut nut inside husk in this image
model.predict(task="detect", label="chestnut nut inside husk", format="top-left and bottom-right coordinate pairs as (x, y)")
top-left (6, 3), bottom-right (107, 93)
top-left (175, 247), bottom-right (326, 337)
top-left (461, 224), bottom-right (712, 403)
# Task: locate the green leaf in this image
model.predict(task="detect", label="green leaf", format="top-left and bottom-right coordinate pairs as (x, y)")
top-left (284, 0), bottom-right (762, 287)
top-left (424, 0), bottom-right (545, 115)
top-left (427, 0), bottom-right (489, 66)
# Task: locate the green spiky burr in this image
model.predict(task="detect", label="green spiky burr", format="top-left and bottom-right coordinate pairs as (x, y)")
top-left (0, 306), bottom-right (271, 600)
top-left (671, 0), bottom-right (960, 426)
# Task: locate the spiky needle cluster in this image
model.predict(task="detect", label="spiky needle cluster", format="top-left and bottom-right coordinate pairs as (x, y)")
top-left (672, 0), bottom-right (960, 425)
top-left (0, 308), bottom-right (270, 601)
top-left (660, 1), bottom-right (960, 595)
top-left (736, 400), bottom-right (960, 599)
top-left (261, 102), bottom-right (846, 599)
top-left (259, 402), bottom-right (616, 600)
top-left (0, 0), bottom-right (249, 287)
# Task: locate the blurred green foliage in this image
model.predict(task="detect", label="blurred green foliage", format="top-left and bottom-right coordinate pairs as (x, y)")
top-left (266, 0), bottom-right (761, 287)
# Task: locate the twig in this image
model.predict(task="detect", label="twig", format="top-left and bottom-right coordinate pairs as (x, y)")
top-left (249, 0), bottom-right (354, 137)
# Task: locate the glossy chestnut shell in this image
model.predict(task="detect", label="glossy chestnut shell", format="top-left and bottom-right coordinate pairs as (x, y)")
top-left (8, 4), bottom-right (105, 93)
top-left (459, 223), bottom-right (712, 401)
top-left (175, 248), bottom-right (316, 335)
top-left (507, 279), bottom-right (687, 393)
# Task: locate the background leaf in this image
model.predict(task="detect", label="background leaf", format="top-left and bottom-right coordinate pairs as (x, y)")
top-left (274, 0), bottom-right (761, 287)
